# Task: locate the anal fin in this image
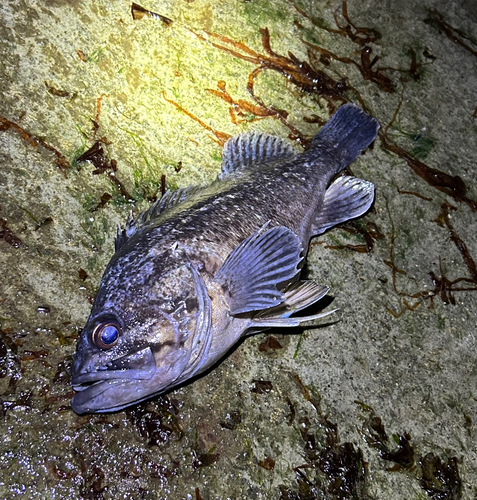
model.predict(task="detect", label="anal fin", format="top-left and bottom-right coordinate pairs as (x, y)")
top-left (249, 280), bottom-right (336, 328)
top-left (254, 281), bottom-right (329, 319)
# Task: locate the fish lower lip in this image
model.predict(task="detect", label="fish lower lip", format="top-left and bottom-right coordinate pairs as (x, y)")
top-left (71, 378), bottom-right (134, 414)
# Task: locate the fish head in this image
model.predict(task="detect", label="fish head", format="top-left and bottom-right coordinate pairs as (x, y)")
top-left (71, 245), bottom-right (211, 414)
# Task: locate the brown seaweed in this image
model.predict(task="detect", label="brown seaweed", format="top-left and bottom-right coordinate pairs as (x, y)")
top-left (76, 141), bottom-right (133, 202)
top-left (0, 115), bottom-right (70, 176)
top-left (280, 375), bottom-right (368, 499)
top-left (0, 218), bottom-right (22, 248)
top-left (358, 403), bottom-right (462, 493)
top-left (424, 10), bottom-right (477, 58)
top-left (126, 396), bottom-right (184, 446)
top-left (219, 410), bottom-right (241, 430)
top-left (131, 2), bottom-right (173, 26)
top-left (44, 81), bottom-right (72, 98)
top-left (384, 200), bottom-right (477, 316)
top-left (76, 142), bottom-right (112, 175)
top-left (163, 91), bottom-right (231, 146)
top-left (258, 334), bottom-right (284, 352)
top-left (302, 40), bottom-right (396, 93)
top-left (325, 220), bottom-right (384, 253)
top-left (250, 380), bottom-right (273, 394)
top-left (292, 1), bottom-right (381, 46)
top-left (207, 80), bottom-right (280, 124)
top-left (380, 94), bottom-right (477, 211)
top-left (420, 453), bottom-right (462, 500)
top-left (258, 456), bottom-right (276, 470)
top-left (192, 27), bottom-right (348, 119)
top-left (381, 133), bottom-right (475, 211)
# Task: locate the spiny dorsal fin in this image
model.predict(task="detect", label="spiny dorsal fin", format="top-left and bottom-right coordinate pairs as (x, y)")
top-left (214, 224), bottom-right (303, 315)
top-left (220, 132), bottom-right (296, 179)
top-left (115, 185), bottom-right (204, 251)
top-left (312, 176), bottom-right (374, 236)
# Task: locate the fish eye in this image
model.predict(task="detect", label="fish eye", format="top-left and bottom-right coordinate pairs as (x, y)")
top-left (91, 321), bottom-right (121, 350)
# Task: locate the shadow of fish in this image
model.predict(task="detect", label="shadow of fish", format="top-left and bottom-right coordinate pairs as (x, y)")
top-left (71, 104), bottom-right (379, 414)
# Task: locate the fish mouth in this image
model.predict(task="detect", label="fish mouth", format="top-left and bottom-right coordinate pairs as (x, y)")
top-left (71, 346), bottom-right (157, 414)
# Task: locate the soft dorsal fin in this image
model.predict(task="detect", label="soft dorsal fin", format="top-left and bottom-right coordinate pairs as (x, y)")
top-left (220, 132), bottom-right (296, 179)
top-left (115, 185), bottom-right (204, 251)
top-left (312, 176), bottom-right (374, 236)
top-left (214, 224), bottom-right (303, 314)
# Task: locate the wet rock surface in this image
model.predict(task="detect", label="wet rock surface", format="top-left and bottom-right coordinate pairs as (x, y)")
top-left (0, 0), bottom-right (476, 498)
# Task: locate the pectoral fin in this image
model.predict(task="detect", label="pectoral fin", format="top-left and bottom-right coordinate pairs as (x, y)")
top-left (312, 176), bottom-right (375, 236)
top-left (214, 225), bottom-right (303, 315)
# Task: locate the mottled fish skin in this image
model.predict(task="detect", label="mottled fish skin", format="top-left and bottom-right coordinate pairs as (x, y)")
top-left (71, 104), bottom-right (380, 414)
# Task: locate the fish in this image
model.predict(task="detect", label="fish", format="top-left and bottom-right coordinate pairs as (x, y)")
top-left (71, 103), bottom-right (379, 414)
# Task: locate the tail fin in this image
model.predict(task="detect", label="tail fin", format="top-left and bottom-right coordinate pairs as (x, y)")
top-left (311, 104), bottom-right (380, 172)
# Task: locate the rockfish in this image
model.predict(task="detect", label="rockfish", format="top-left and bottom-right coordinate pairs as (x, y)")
top-left (71, 103), bottom-right (379, 414)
